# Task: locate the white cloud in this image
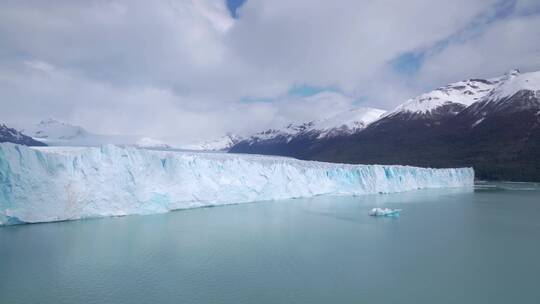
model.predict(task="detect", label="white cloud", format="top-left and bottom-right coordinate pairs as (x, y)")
top-left (1, 0), bottom-right (539, 142)
top-left (418, 13), bottom-right (540, 87)
top-left (1, 58), bottom-right (358, 144)
top-left (230, 0), bottom-right (500, 93)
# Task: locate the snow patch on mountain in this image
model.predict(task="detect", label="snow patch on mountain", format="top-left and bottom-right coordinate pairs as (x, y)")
top-left (0, 124), bottom-right (46, 146)
top-left (471, 118), bottom-right (485, 128)
top-left (16, 119), bottom-right (111, 146)
top-left (244, 107), bottom-right (386, 144)
top-left (15, 119), bottom-right (174, 149)
top-left (311, 107), bottom-right (386, 138)
top-left (1, 124), bottom-right (23, 141)
top-left (26, 118), bottom-right (88, 141)
top-left (486, 70), bottom-right (540, 101)
top-left (183, 133), bottom-right (243, 151)
top-left (461, 70), bottom-right (540, 119)
top-left (388, 72), bottom-right (517, 116)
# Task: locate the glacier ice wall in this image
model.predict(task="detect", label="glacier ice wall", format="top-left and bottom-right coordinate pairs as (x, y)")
top-left (0, 143), bottom-right (474, 225)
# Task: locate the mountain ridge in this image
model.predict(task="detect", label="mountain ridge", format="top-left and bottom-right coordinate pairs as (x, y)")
top-left (0, 124), bottom-right (46, 146)
top-left (12, 119), bottom-right (174, 149)
top-left (229, 69), bottom-right (540, 181)
top-left (228, 106), bottom-right (386, 154)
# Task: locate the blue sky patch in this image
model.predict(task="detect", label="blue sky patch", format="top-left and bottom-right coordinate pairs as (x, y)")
top-left (227, 0), bottom-right (246, 18)
top-left (391, 52), bottom-right (425, 75)
top-left (288, 85), bottom-right (338, 97)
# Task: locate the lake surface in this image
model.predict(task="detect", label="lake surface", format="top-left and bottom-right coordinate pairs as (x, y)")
top-left (1, 182), bottom-right (539, 304)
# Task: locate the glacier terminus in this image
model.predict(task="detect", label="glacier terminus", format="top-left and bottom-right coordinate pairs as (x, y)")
top-left (0, 143), bottom-right (474, 225)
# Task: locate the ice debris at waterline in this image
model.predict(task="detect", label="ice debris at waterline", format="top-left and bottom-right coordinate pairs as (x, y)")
top-left (369, 208), bottom-right (402, 217)
top-left (0, 143), bottom-right (474, 225)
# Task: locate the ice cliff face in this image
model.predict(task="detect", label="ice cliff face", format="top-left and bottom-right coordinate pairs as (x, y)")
top-left (0, 143), bottom-right (474, 225)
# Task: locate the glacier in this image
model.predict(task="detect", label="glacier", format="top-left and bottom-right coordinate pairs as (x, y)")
top-left (0, 143), bottom-right (474, 225)
top-left (369, 208), bottom-right (402, 217)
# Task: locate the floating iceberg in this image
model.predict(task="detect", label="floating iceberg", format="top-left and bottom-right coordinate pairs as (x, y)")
top-left (369, 208), bottom-right (402, 217)
top-left (0, 143), bottom-right (474, 225)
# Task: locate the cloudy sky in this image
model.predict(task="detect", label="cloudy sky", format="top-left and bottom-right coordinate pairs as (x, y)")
top-left (1, 0), bottom-right (540, 144)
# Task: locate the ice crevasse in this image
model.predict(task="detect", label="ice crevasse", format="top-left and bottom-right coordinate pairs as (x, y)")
top-left (0, 143), bottom-right (474, 225)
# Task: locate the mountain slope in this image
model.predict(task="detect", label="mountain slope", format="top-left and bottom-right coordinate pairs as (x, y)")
top-left (229, 107), bottom-right (386, 157)
top-left (385, 70), bottom-right (514, 118)
top-left (231, 72), bottom-right (504, 153)
top-left (25, 119), bottom-right (89, 141)
top-left (310, 70), bottom-right (540, 181)
top-left (17, 119), bottom-right (173, 149)
top-left (230, 69), bottom-right (540, 181)
top-left (182, 133), bottom-right (243, 151)
top-left (0, 124), bottom-right (46, 146)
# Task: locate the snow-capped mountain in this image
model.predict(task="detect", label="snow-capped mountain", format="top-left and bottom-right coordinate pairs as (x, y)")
top-left (228, 106), bottom-right (385, 158)
top-left (230, 69), bottom-right (540, 181)
top-left (16, 119), bottom-right (174, 149)
top-left (313, 69), bottom-right (540, 181)
top-left (309, 107), bottom-right (387, 138)
top-left (19, 118), bottom-right (97, 146)
top-left (33, 118), bottom-right (87, 140)
top-left (188, 107), bottom-right (385, 152)
top-left (252, 107), bottom-right (386, 141)
top-left (465, 69), bottom-right (540, 119)
top-left (0, 124), bottom-right (45, 146)
top-left (183, 133), bottom-right (243, 151)
top-left (233, 107), bottom-right (386, 147)
top-left (383, 70), bottom-right (519, 120)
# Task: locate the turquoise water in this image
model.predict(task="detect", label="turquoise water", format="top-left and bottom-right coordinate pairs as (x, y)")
top-left (1, 182), bottom-right (539, 304)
